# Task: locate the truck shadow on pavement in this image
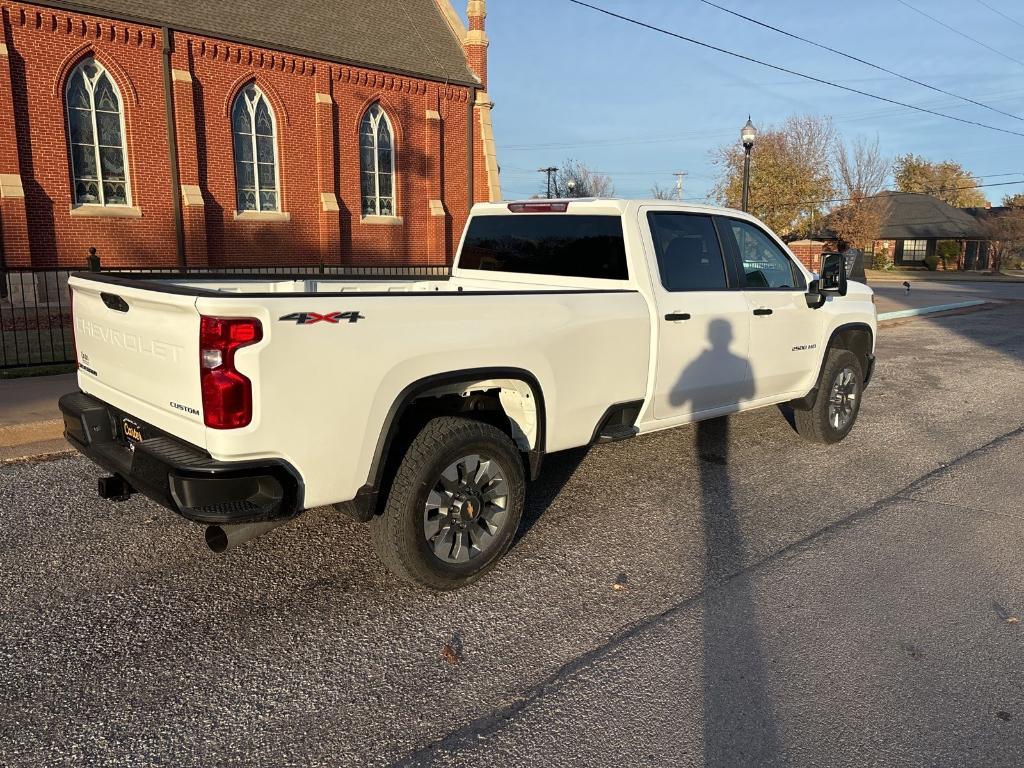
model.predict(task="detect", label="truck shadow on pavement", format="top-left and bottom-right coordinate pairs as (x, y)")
top-left (515, 447), bottom-right (588, 544)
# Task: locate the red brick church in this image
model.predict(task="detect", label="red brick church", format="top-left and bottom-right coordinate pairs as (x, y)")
top-left (0, 0), bottom-right (501, 269)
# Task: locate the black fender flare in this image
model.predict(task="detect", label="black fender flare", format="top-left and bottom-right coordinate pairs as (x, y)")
top-left (343, 367), bottom-right (546, 521)
top-left (790, 323), bottom-right (875, 410)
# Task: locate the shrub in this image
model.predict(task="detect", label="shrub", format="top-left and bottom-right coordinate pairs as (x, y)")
top-left (872, 244), bottom-right (892, 270)
top-left (936, 240), bottom-right (960, 270)
top-left (924, 253), bottom-right (939, 271)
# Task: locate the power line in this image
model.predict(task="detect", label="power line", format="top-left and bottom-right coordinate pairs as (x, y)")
top-left (895, 0), bottom-right (1024, 69)
top-left (974, 0), bottom-right (1024, 30)
top-left (564, 0), bottom-right (1024, 139)
top-left (697, 0), bottom-right (1023, 123)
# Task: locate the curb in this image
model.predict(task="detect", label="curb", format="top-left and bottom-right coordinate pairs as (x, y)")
top-left (878, 299), bottom-right (988, 322)
top-left (0, 419), bottom-right (72, 462)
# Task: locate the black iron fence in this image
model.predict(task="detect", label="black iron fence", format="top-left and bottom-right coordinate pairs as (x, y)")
top-left (0, 256), bottom-right (450, 371)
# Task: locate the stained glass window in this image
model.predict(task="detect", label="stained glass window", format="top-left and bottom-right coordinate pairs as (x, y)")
top-left (232, 85), bottom-right (280, 212)
top-left (359, 104), bottom-right (395, 217)
top-left (65, 59), bottom-right (129, 206)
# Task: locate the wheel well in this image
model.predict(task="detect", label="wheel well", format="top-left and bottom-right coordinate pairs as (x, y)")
top-left (789, 324), bottom-right (873, 411)
top-left (830, 325), bottom-right (873, 377)
top-left (344, 375), bottom-right (544, 522)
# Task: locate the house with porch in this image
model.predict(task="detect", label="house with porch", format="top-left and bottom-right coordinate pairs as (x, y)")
top-left (793, 191), bottom-right (994, 271)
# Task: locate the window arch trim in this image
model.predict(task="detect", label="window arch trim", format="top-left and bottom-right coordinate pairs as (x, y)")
top-left (222, 74), bottom-right (290, 126)
top-left (64, 57), bottom-right (132, 208)
top-left (54, 45), bottom-right (138, 106)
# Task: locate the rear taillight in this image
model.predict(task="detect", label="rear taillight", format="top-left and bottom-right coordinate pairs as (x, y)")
top-left (199, 316), bottom-right (262, 429)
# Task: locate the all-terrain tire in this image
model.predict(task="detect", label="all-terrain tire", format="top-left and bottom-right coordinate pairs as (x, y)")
top-left (369, 416), bottom-right (526, 590)
top-left (794, 348), bottom-right (864, 445)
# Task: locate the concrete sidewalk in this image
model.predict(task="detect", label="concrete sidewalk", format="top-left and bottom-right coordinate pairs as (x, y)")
top-left (0, 373), bottom-right (75, 460)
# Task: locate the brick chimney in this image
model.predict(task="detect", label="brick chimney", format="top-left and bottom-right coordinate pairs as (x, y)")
top-left (465, 0), bottom-right (488, 89)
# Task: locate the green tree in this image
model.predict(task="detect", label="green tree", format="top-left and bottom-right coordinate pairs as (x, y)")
top-left (711, 114), bottom-right (835, 237)
top-left (892, 154), bottom-right (987, 207)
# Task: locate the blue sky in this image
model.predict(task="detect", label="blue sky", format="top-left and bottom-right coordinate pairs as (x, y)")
top-left (477, 0), bottom-right (1024, 203)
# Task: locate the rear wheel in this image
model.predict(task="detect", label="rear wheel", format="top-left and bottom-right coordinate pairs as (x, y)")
top-left (794, 348), bottom-right (864, 444)
top-left (370, 416), bottom-right (525, 590)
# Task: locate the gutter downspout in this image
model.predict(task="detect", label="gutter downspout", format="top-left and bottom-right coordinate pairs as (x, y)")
top-left (161, 27), bottom-right (186, 269)
top-left (467, 86), bottom-right (475, 214)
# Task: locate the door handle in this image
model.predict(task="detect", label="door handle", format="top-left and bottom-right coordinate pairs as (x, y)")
top-left (753, 308), bottom-right (773, 316)
top-left (665, 313), bottom-right (691, 321)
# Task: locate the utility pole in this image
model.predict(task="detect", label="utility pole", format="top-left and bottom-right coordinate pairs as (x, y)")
top-left (539, 167), bottom-right (558, 198)
top-left (673, 171), bottom-right (687, 201)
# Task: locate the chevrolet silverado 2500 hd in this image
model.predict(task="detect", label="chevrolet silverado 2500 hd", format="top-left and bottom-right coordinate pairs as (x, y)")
top-left (60, 199), bottom-right (876, 589)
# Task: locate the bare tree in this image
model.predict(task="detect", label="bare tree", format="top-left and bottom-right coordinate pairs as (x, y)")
top-left (650, 182), bottom-right (674, 200)
top-left (829, 136), bottom-right (891, 253)
top-left (835, 136), bottom-right (887, 200)
top-left (986, 208), bottom-right (1024, 273)
top-left (547, 159), bottom-right (615, 198)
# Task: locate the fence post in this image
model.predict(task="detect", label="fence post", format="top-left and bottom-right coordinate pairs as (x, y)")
top-left (87, 247), bottom-right (100, 272)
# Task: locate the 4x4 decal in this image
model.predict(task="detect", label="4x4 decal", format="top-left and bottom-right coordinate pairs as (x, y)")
top-left (279, 311), bottom-right (365, 325)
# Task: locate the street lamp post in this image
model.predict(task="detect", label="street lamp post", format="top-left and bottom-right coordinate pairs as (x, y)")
top-left (740, 117), bottom-right (756, 212)
top-left (566, 179), bottom-right (577, 198)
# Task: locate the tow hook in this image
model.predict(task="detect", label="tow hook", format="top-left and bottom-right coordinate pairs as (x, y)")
top-left (97, 475), bottom-right (133, 502)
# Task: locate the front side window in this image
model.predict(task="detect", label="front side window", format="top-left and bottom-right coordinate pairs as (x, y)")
top-left (724, 219), bottom-right (805, 290)
top-left (65, 58), bottom-right (130, 206)
top-left (901, 239), bottom-right (927, 262)
top-left (648, 212), bottom-right (729, 291)
top-left (232, 85), bottom-right (280, 212)
top-left (360, 103), bottom-right (395, 216)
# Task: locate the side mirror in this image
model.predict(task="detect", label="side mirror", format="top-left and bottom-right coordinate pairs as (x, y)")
top-left (820, 252), bottom-right (848, 297)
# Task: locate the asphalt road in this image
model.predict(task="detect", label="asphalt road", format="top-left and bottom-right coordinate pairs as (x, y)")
top-left (870, 276), bottom-right (1024, 314)
top-left (2, 302), bottom-right (1024, 767)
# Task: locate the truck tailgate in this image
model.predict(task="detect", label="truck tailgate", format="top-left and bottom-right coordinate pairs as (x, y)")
top-left (69, 276), bottom-right (206, 448)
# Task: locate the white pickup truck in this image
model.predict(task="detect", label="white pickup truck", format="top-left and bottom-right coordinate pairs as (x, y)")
top-left (61, 199), bottom-right (876, 589)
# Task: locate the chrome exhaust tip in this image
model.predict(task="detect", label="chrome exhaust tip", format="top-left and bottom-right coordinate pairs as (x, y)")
top-left (204, 519), bottom-right (287, 553)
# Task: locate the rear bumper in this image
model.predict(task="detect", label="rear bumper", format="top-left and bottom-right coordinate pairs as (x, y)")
top-left (58, 391), bottom-right (303, 525)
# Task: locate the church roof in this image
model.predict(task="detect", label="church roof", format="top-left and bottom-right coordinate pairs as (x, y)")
top-left (48, 0), bottom-right (478, 86)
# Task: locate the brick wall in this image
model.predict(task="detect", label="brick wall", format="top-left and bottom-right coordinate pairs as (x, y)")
top-left (0, 1), bottom-right (485, 269)
top-left (787, 239), bottom-right (839, 273)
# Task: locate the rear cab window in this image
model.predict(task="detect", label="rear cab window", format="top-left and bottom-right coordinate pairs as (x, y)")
top-left (459, 215), bottom-right (628, 280)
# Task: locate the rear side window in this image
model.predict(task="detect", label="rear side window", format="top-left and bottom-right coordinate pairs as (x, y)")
top-left (459, 215), bottom-right (628, 280)
top-left (647, 212), bottom-right (729, 291)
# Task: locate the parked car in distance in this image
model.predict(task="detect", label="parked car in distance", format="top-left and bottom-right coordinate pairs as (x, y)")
top-left (60, 199), bottom-right (876, 589)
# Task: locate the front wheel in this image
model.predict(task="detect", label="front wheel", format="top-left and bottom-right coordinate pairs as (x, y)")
top-left (794, 348), bottom-right (864, 444)
top-left (370, 416), bottom-right (525, 590)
